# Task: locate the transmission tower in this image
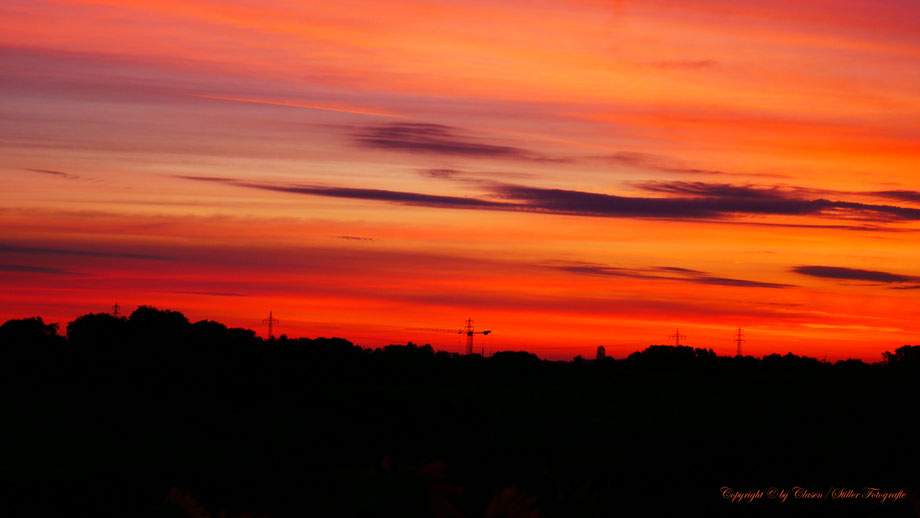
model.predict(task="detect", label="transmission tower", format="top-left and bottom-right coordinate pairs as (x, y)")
top-left (112, 302), bottom-right (121, 318)
top-left (734, 328), bottom-right (745, 356)
top-left (262, 311), bottom-right (279, 339)
top-left (668, 328), bottom-right (686, 347)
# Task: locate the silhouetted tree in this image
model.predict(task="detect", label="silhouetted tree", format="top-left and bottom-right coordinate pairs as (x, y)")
top-left (0, 316), bottom-right (65, 348)
top-left (491, 350), bottom-right (540, 364)
top-left (833, 358), bottom-right (869, 370)
top-left (191, 319), bottom-right (229, 342)
top-left (625, 345), bottom-right (716, 366)
top-left (127, 305), bottom-right (191, 345)
top-left (882, 345), bottom-right (920, 366)
top-left (226, 327), bottom-right (258, 344)
top-left (761, 352), bottom-right (824, 370)
top-left (1, 306), bottom-right (918, 518)
top-left (66, 313), bottom-right (127, 348)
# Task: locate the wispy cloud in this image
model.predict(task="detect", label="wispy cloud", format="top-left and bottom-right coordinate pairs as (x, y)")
top-left (553, 262), bottom-right (794, 289)
top-left (179, 176), bottom-right (920, 225)
top-left (631, 181), bottom-right (920, 221)
top-left (869, 190), bottom-right (920, 204)
top-left (196, 94), bottom-right (402, 118)
top-left (179, 176), bottom-right (512, 210)
top-left (420, 168), bottom-right (463, 180)
top-left (0, 242), bottom-right (172, 260)
top-left (0, 264), bottom-right (82, 275)
top-left (352, 122), bottom-right (564, 161)
top-left (418, 168), bottom-right (537, 182)
top-left (791, 265), bottom-right (920, 286)
top-left (24, 168), bottom-right (79, 180)
top-left (600, 152), bottom-right (788, 178)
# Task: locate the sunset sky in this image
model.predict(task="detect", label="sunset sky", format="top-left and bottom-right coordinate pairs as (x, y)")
top-left (2, 0), bottom-right (920, 360)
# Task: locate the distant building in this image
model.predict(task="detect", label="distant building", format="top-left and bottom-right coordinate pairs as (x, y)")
top-left (596, 346), bottom-right (606, 360)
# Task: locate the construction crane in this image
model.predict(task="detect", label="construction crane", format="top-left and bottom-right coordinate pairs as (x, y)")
top-left (407, 318), bottom-right (491, 355)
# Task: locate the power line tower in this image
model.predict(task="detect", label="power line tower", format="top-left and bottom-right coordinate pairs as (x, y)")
top-left (734, 328), bottom-right (745, 356)
top-left (262, 311), bottom-right (279, 339)
top-left (407, 318), bottom-right (491, 355)
top-left (112, 302), bottom-right (121, 318)
top-left (669, 328), bottom-right (686, 347)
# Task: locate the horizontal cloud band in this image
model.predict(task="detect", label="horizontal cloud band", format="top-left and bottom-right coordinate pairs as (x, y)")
top-left (180, 176), bottom-right (920, 225)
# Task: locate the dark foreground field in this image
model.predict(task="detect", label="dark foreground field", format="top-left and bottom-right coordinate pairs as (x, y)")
top-left (1, 307), bottom-right (917, 517)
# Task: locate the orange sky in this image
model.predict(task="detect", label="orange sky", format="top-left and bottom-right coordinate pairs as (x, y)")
top-left (2, 0), bottom-right (920, 360)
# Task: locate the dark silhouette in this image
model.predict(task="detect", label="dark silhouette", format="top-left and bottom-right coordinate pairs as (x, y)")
top-left (66, 312), bottom-right (128, 348)
top-left (625, 344), bottom-right (717, 365)
top-left (0, 315), bottom-right (65, 348)
top-left (0, 306), bottom-right (916, 517)
top-left (883, 345), bottom-right (920, 366)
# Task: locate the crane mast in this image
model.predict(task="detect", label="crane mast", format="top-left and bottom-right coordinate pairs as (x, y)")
top-left (407, 317), bottom-right (491, 355)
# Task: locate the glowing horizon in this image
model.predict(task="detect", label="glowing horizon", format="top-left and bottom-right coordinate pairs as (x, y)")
top-left (3, 0), bottom-right (920, 361)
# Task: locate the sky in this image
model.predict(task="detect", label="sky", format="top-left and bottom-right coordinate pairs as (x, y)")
top-left (2, 0), bottom-right (920, 360)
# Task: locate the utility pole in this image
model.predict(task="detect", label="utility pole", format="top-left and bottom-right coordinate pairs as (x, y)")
top-left (112, 302), bottom-right (121, 318)
top-left (734, 328), bottom-right (745, 356)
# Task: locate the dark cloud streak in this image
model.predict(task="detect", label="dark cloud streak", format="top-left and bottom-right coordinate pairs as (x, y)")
top-left (355, 123), bottom-right (524, 157)
top-left (0, 242), bottom-right (172, 260)
top-left (870, 190), bottom-right (920, 204)
top-left (601, 152), bottom-right (787, 178)
top-left (792, 265), bottom-right (919, 284)
top-left (554, 262), bottom-right (794, 289)
top-left (0, 264), bottom-right (82, 275)
top-left (25, 168), bottom-right (79, 180)
top-left (179, 176), bottom-right (920, 226)
top-left (352, 122), bottom-right (565, 161)
top-left (337, 235), bottom-right (375, 241)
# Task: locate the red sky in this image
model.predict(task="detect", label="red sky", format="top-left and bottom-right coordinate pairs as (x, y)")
top-left (2, 0), bottom-right (920, 360)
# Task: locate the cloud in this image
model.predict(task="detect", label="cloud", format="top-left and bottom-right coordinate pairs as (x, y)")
top-left (791, 266), bottom-right (919, 284)
top-left (173, 175), bottom-right (239, 184)
top-left (418, 168), bottom-right (538, 183)
top-left (420, 168), bottom-right (463, 180)
top-left (630, 181), bottom-right (920, 221)
top-left (352, 122), bottom-right (562, 161)
top-left (180, 176), bottom-right (512, 210)
top-left (636, 181), bottom-right (790, 200)
top-left (0, 264), bottom-right (81, 275)
top-left (179, 176), bottom-right (920, 225)
top-left (601, 152), bottom-right (787, 178)
top-left (688, 276), bottom-right (793, 288)
top-left (337, 235), bottom-right (375, 241)
top-left (870, 190), bottom-right (920, 204)
top-left (552, 262), bottom-right (794, 288)
top-left (492, 183), bottom-right (847, 219)
top-left (24, 168), bottom-right (80, 180)
top-left (0, 242), bottom-right (172, 260)
top-left (246, 184), bottom-right (512, 209)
